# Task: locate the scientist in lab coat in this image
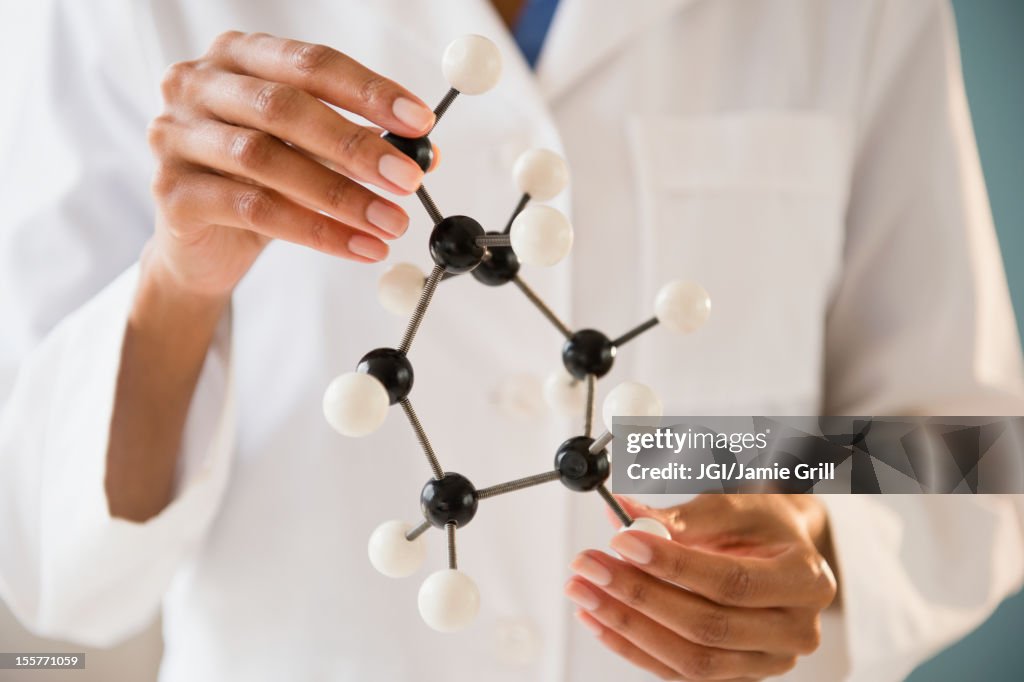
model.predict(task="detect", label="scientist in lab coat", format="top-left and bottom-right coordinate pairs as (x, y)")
top-left (1, 0), bottom-right (1023, 680)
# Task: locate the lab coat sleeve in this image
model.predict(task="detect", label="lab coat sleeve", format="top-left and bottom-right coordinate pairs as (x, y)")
top-left (821, 1), bottom-right (1024, 679)
top-left (0, 0), bottom-right (236, 647)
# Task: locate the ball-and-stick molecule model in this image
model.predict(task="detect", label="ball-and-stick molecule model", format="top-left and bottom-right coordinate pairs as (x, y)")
top-left (322, 35), bottom-right (711, 633)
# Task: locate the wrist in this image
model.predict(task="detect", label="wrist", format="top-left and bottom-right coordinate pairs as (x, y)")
top-left (134, 241), bottom-right (230, 339)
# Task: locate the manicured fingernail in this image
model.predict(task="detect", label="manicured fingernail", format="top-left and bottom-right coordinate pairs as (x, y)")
top-left (575, 611), bottom-right (603, 636)
top-left (392, 97), bottom-right (435, 132)
top-left (570, 554), bottom-right (612, 586)
top-left (379, 154), bottom-right (423, 193)
top-left (366, 201), bottom-right (408, 237)
top-left (564, 580), bottom-right (601, 611)
top-left (348, 234), bottom-right (388, 261)
top-left (610, 532), bottom-right (654, 564)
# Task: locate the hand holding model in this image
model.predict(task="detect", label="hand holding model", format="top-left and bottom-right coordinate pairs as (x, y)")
top-left (108, 32), bottom-right (437, 521)
top-left (568, 495), bottom-right (838, 680)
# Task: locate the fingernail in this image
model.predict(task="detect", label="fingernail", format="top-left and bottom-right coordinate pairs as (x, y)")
top-left (575, 611), bottom-right (603, 636)
top-left (392, 97), bottom-right (435, 132)
top-left (348, 234), bottom-right (388, 261)
top-left (379, 154), bottom-right (423, 193)
top-left (366, 201), bottom-right (408, 237)
top-left (564, 580), bottom-right (601, 611)
top-left (570, 554), bottom-right (612, 586)
top-left (610, 532), bottom-right (654, 564)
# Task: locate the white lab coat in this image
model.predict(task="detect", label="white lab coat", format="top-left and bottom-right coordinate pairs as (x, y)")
top-left (1, 0), bottom-right (1023, 680)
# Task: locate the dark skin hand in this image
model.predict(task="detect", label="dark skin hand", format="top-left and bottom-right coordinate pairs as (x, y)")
top-left (567, 494), bottom-right (839, 681)
top-left (107, 32), bottom-right (438, 521)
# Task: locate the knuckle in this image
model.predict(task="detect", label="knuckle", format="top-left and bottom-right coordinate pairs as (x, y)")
top-left (775, 655), bottom-right (799, 675)
top-left (679, 649), bottom-right (717, 680)
top-left (606, 607), bottom-right (633, 633)
top-left (717, 564), bottom-right (753, 605)
top-left (624, 581), bottom-right (648, 608)
top-left (692, 608), bottom-right (730, 646)
top-left (234, 188), bottom-right (275, 227)
top-left (307, 217), bottom-right (335, 252)
top-left (208, 30), bottom-right (243, 56)
top-left (357, 74), bottom-right (390, 106)
top-left (796, 616), bottom-right (823, 654)
top-left (146, 115), bottom-right (174, 153)
top-left (230, 130), bottom-right (275, 171)
top-left (150, 164), bottom-right (179, 201)
top-left (253, 82), bottom-right (301, 123)
top-left (160, 60), bottom-right (196, 100)
top-left (290, 42), bottom-right (335, 73)
top-left (324, 178), bottom-right (355, 211)
top-left (665, 551), bottom-right (689, 584)
top-left (336, 126), bottom-right (371, 160)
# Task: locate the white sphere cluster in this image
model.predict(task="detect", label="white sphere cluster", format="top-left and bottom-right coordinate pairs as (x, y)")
top-left (655, 281), bottom-right (711, 334)
top-left (322, 372), bottom-right (389, 437)
top-left (378, 263), bottom-right (426, 316)
top-left (602, 381), bottom-right (663, 431)
top-left (367, 520), bottom-right (427, 578)
top-left (513, 148), bottom-right (569, 201)
top-left (510, 205), bottom-right (573, 267)
top-left (442, 35), bottom-right (502, 95)
top-left (418, 569), bottom-right (481, 632)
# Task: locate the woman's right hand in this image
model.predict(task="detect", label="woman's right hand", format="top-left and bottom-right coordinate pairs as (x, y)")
top-left (145, 30), bottom-right (436, 301)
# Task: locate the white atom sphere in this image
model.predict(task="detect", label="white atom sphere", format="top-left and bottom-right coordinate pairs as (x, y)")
top-left (543, 369), bottom-right (586, 415)
top-left (442, 35), bottom-right (502, 95)
top-left (622, 517), bottom-right (672, 540)
top-left (513, 149), bottom-right (569, 201)
top-left (367, 520), bottom-right (427, 578)
top-left (654, 280), bottom-right (711, 334)
top-left (322, 372), bottom-right (389, 437)
top-left (418, 569), bottom-right (481, 632)
top-left (602, 381), bottom-right (663, 431)
top-left (510, 205), bottom-right (573, 267)
top-left (378, 263), bottom-right (425, 316)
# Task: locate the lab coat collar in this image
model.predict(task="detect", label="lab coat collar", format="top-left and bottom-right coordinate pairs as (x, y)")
top-left (536, 0), bottom-right (697, 101)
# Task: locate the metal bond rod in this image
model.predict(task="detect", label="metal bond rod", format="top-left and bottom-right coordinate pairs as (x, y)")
top-left (612, 317), bottom-right (659, 348)
top-left (476, 234), bottom-right (512, 248)
top-left (502, 193), bottom-right (531, 234)
top-left (597, 484), bottom-right (633, 526)
top-left (431, 88), bottom-right (459, 129)
top-left (399, 397), bottom-right (444, 479)
top-left (477, 470), bottom-right (561, 499)
top-left (584, 374), bottom-right (596, 437)
top-left (590, 430), bottom-right (614, 453)
top-left (512, 276), bottom-right (572, 339)
top-left (415, 185), bottom-right (444, 225)
top-left (405, 519), bottom-right (431, 541)
top-left (446, 522), bottom-right (458, 569)
top-left (398, 265), bottom-right (443, 353)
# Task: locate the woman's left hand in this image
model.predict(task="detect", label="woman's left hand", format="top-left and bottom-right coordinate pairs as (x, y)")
top-left (566, 494), bottom-right (839, 681)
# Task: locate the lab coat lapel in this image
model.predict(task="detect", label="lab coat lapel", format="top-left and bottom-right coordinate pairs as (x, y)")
top-left (536, 0), bottom-right (696, 101)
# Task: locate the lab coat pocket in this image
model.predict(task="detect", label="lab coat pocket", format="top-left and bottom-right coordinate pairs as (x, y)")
top-left (627, 111), bottom-right (850, 412)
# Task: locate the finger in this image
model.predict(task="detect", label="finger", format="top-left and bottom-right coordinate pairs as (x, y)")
top-left (207, 31), bottom-right (435, 137)
top-left (574, 610), bottom-right (682, 681)
top-left (164, 117), bottom-right (409, 240)
top-left (187, 70), bottom-right (424, 194)
top-left (570, 550), bottom-right (820, 655)
top-left (159, 169), bottom-right (388, 262)
top-left (566, 578), bottom-right (796, 680)
top-left (609, 531), bottom-right (836, 609)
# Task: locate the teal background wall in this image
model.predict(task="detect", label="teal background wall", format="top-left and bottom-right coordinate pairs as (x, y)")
top-left (907, 1), bottom-right (1024, 680)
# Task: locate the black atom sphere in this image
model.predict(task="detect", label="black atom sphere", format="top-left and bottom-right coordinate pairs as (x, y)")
top-left (420, 472), bottom-right (479, 528)
top-left (381, 132), bottom-right (433, 172)
top-left (429, 215), bottom-right (485, 274)
top-left (554, 436), bottom-right (610, 492)
top-left (561, 329), bottom-right (616, 380)
top-left (356, 348), bottom-right (413, 405)
top-left (471, 232), bottom-right (520, 286)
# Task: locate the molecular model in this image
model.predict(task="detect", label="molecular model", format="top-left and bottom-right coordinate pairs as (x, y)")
top-left (322, 35), bottom-right (711, 633)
